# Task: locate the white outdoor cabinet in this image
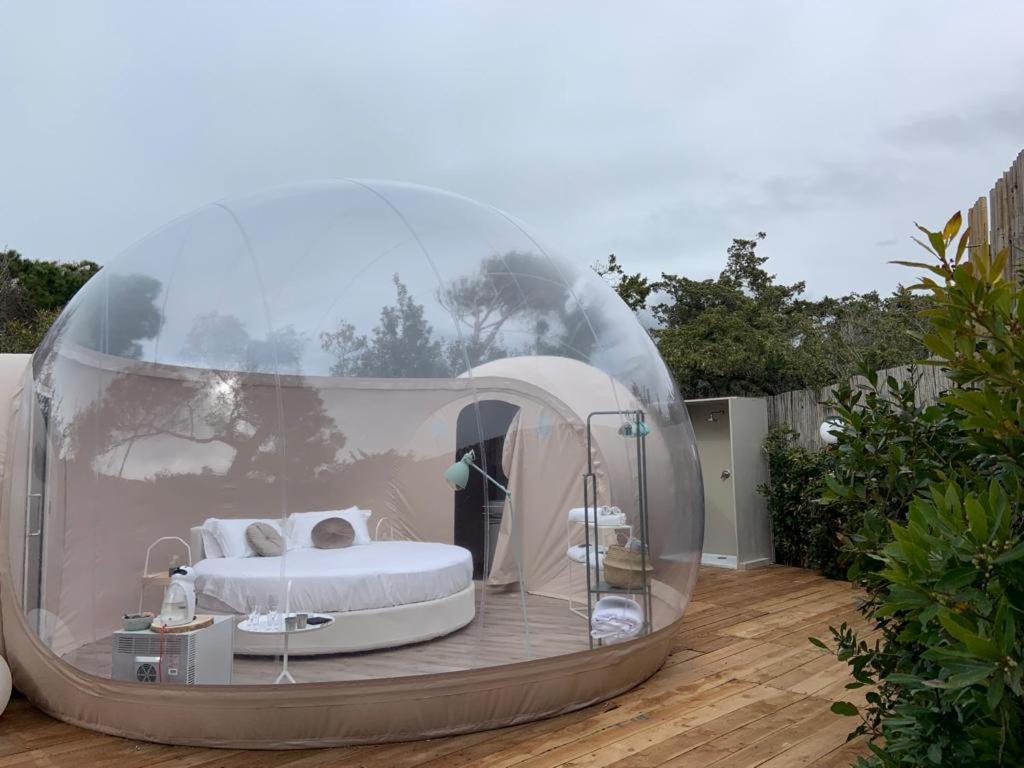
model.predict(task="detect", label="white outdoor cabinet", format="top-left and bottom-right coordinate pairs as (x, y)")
top-left (686, 397), bottom-right (773, 569)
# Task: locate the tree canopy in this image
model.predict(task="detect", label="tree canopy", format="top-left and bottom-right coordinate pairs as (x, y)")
top-left (596, 235), bottom-right (930, 398)
top-left (0, 249), bottom-right (100, 353)
top-left (320, 274), bottom-right (448, 378)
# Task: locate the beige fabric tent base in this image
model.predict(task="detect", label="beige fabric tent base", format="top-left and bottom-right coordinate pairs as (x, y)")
top-left (1, 567), bottom-right (678, 747)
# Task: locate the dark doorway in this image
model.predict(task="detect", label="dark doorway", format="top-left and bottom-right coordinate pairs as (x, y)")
top-left (25, 391), bottom-right (50, 630)
top-left (454, 400), bottom-right (520, 579)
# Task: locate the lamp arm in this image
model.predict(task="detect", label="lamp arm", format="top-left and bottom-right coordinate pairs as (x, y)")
top-left (466, 460), bottom-right (511, 498)
top-left (468, 460), bottom-right (531, 656)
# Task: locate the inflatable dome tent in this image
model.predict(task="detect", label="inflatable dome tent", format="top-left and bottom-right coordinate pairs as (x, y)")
top-left (0, 181), bottom-right (704, 747)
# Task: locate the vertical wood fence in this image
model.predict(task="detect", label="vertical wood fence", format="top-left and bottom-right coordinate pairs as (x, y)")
top-left (968, 148), bottom-right (1024, 281)
top-left (765, 364), bottom-right (954, 450)
top-left (766, 149), bottom-right (1024, 449)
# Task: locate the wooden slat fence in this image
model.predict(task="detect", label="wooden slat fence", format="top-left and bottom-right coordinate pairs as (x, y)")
top-left (766, 364), bottom-right (954, 450)
top-left (968, 148), bottom-right (1024, 281)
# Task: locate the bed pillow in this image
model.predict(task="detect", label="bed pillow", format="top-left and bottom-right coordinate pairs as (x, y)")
top-left (211, 518), bottom-right (284, 558)
top-left (288, 508), bottom-right (371, 548)
top-left (246, 522), bottom-right (284, 557)
top-left (311, 517), bottom-right (355, 549)
top-left (199, 520), bottom-right (225, 559)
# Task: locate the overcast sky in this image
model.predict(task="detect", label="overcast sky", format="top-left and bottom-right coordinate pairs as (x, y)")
top-left (2, 1), bottom-right (1023, 299)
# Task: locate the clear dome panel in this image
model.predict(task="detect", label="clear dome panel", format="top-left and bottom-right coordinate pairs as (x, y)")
top-left (15, 181), bottom-right (703, 687)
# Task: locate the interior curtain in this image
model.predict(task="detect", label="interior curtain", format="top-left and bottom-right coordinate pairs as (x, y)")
top-left (486, 411), bottom-right (521, 585)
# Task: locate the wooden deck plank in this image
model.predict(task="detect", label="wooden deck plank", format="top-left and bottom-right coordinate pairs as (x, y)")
top-left (653, 698), bottom-right (829, 768)
top-left (0, 565), bottom-right (872, 767)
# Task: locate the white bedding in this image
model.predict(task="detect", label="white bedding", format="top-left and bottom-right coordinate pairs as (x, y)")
top-left (190, 541), bottom-right (473, 614)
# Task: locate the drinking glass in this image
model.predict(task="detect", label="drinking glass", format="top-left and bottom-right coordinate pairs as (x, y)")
top-left (249, 604), bottom-right (262, 629)
top-left (268, 595), bottom-right (280, 631)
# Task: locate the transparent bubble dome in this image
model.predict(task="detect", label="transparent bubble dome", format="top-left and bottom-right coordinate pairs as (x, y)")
top-left (17, 180), bottom-right (703, 689)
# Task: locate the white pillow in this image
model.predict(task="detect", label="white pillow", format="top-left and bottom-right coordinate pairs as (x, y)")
top-left (211, 518), bottom-right (285, 559)
top-left (288, 508), bottom-right (371, 549)
top-left (199, 520), bottom-right (225, 559)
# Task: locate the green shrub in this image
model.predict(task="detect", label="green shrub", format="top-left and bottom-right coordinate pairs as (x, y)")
top-left (760, 426), bottom-right (841, 574)
top-left (0, 307), bottom-right (61, 354)
top-left (822, 368), bottom-right (967, 587)
top-left (816, 214), bottom-right (1024, 767)
top-left (824, 478), bottom-right (1023, 767)
top-left (761, 367), bottom-right (963, 581)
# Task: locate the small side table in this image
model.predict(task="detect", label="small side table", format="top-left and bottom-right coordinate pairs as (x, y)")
top-left (236, 613), bottom-right (335, 684)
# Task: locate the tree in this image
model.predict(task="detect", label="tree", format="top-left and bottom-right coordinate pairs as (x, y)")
top-left (321, 274), bottom-right (448, 377)
top-left (650, 234), bottom-right (831, 397)
top-left (64, 272), bottom-right (164, 359)
top-left (1, 249), bottom-right (99, 311)
top-left (0, 307), bottom-right (60, 354)
top-left (438, 251), bottom-right (589, 371)
top-left (0, 250), bottom-right (168, 359)
top-left (0, 249), bottom-right (100, 353)
top-left (812, 287), bottom-right (931, 380)
top-left (593, 254), bottom-right (652, 312)
top-left (607, 235), bottom-right (931, 398)
top-left (73, 314), bottom-right (345, 482)
top-left (182, 313), bottom-right (304, 373)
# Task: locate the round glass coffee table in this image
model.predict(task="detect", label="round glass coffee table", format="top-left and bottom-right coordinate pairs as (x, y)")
top-left (237, 613), bottom-right (335, 684)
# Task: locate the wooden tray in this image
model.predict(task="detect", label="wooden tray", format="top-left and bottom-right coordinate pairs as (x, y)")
top-left (150, 615), bottom-right (214, 633)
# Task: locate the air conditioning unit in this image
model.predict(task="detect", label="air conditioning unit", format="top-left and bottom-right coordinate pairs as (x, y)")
top-left (111, 616), bottom-right (233, 685)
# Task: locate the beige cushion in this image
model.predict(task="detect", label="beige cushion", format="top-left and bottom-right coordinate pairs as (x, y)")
top-left (245, 522), bottom-right (284, 557)
top-left (311, 517), bottom-right (355, 549)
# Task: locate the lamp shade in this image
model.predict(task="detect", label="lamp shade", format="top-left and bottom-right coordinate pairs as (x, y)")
top-left (820, 418), bottom-right (843, 445)
top-left (618, 421), bottom-right (651, 438)
top-left (444, 458), bottom-right (471, 490)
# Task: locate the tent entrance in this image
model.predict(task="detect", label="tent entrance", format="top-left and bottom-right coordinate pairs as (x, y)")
top-left (454, 400), bottom-right (519, 579)
top-left (24, 388), bottom-right (51, 629)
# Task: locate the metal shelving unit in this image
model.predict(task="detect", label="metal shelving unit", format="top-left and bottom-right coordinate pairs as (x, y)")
top-left (582, 409), bottom-right (652, 648)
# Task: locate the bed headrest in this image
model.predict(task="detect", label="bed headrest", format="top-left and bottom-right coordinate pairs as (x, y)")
top-left (189, 526), bottom-right (205, 561)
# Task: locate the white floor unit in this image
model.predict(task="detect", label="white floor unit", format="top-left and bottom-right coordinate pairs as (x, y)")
top-left (112, 615), bottom-right (233, 685)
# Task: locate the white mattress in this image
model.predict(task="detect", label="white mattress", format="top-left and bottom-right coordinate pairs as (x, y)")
top-left (190, 541), bottom-right (473, 614)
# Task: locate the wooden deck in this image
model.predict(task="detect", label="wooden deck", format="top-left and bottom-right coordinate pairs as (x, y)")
top-left (0, 565), bottom-right (873, 767)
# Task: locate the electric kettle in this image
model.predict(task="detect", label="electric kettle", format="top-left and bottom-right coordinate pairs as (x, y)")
top-left (156, 571), bottom-right (196, 627)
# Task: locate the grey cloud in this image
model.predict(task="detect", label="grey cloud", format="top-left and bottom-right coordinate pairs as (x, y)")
top-left (2, 1), bottom-right (1024, 301)
top-left (884, 99), bottom-right (1024, 150)
top-left (758, 162), bottom-right (904, 210)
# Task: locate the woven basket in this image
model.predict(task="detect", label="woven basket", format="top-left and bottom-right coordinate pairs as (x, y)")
top-left (602, 545), bottom-right (653, 589)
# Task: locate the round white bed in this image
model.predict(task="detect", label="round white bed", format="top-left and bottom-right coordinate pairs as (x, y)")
top-left (187, 534), bottom-right (476, 655)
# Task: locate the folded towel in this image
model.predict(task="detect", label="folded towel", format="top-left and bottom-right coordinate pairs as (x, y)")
top-left (591, 614), bottom-right (641, 634)
top-left (567, 506), bottom-right (627, 525)
top-left (567, 544), bottom-right (607, 567)
top-left (590, 614), bottom-right (643, 642)
top-left (590, 596), bottom-right (644, 643)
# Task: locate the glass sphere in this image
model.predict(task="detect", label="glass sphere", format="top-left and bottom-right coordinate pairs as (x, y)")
top-left (19, 180), bottom-right (703, 690)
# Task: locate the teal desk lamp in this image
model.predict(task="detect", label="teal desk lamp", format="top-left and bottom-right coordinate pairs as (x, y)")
top-left (617, 420), bottom-right (650, 438)
top-left (444, 449), bottom-right (531, 656)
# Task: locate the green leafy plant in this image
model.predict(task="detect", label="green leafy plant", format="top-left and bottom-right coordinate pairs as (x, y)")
top-left (814, 213), bottom-right (1024, 767)
top-left (822, 368), bottom-right (966, 585)
top-left (825, 480), bottom-right (1023, 767)
top-left (760, 426), bottom-right (840, 573)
